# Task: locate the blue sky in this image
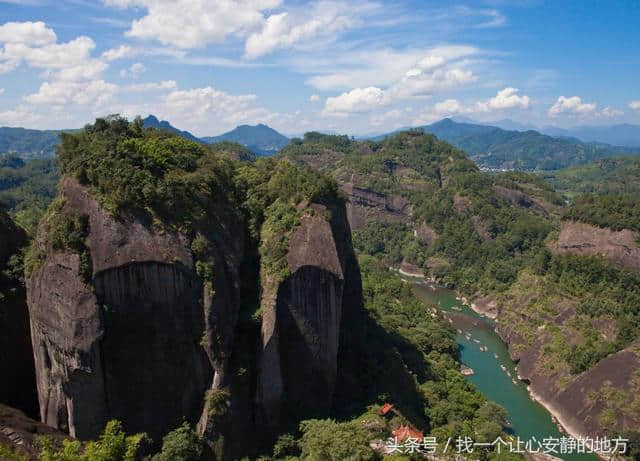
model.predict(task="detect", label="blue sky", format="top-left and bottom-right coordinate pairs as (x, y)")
top-left (0, 0), bottom-right (638, 136)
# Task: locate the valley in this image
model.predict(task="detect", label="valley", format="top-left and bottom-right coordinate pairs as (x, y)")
top-left (0, 117), bottom-right (639, 461)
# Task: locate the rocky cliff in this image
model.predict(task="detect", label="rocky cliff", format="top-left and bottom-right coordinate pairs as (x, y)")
top-left (256, 202), bottom-right (361, 431)
top-left (0, 210), bottom-right (38, 418)
top-left (494, 270), bottom-right (640, 439)
top-left (550, 220), bottom-right (640, 272)
top-left (23, 127), bottom-right (364, 461)
top-left (26, 177), bottom-right (242, 443)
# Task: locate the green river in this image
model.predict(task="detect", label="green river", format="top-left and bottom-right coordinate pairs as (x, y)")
top-left (409, 279), bottom-right (600, 461)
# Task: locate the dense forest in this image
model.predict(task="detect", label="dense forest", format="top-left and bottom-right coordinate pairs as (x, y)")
top-left (542, 156), bottom-right (640, 198)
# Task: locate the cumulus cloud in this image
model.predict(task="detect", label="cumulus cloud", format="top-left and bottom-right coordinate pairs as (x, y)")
top-left (323, 86), bottom-right (389, 117)
top-left (158, 86), bottom-right (274, 132)
top-left (319, 46), bottom-right (483, 117)
top-left (411, 88), bottom-right (532, 126)
top-left (0, 21), bottom-right (56, 46)
top-left (104, 0), bottom-right (281, 49)
top-left (548, 96), bottom-right (596, 117)
top-left (25, 79), bottom-right (118, 106)
top-left (102, 44), bottom-right (135, 61)
top-left (0, 21), bottom-right (118, 109)
top-left (0, 105), bottom-right (43, 126)
top-left (389, 67), bottom-right (476, 99)
top-left (630, 100), bottom-right (640, 111)
top-left (309, 94), bottom-right (320, 102)
top-left (474, 87), bottom-right (530, 112)
top-left (306, 45), bottom-right (478, 91)
top-left (245, 1), bottom-right (376, 58)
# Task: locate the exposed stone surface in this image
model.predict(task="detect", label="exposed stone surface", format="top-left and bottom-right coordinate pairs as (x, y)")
top-left (414, 222), bottom-right (438, 245)
top-left (495, 280), bottom-right (640, 437)
top-left (340, 183), bottom-right (411, 230)
top-left (549, 220), bottom-right (640, 272)
top-left (0, 404), bottom-right (69, 461)
top-left (25, 176), bottom-right (362, 459)
top-left (26, 178), bottom-right (241, 443)
top-left (257, 202), bottom-right (361, 431)
top-left (0, 210), bottom-right (38, 418)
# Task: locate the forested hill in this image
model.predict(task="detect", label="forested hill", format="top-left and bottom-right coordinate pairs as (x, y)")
top-left (373, 118), bottom-right (640, 170)
top-left (542, 156), bottom-right (640, 198)
top-left (281, 130), bottom-right (640, 438)
top-left (0, 127), bottom-right (68, 158)
top-left (201, 123), bottom-right (289, 156)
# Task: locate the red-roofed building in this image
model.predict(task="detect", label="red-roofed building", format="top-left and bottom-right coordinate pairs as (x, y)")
top-left (379, 403), bottom-right (394, 416)
top-left (392, 425), bottom-right (424, 442)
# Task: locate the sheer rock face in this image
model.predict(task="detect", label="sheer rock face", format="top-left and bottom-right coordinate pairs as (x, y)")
top-left (257, 203), bottom-right (361, 429)
top-left (550, 220), bottom-right (640, 272)
top-left (0, 211), bottom-right (38, 418)
top-left (340, 182), bottom-right (411, 230)
top-left (26, 177), bottom-right (242, 442)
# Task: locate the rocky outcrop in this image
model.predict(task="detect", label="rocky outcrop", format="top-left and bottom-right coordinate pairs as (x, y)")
top-left (0, 210), bottom-right (38, 418)
top-left (25, 175), bottom-right (363, 458)
top-left (0, 404), bottom-right (69, 461)
top-left (26, 177), bottom-right (242, 443)
top-left (340, 183), bottom-right (411, 230)
top-left (550, 221), bottom-right (640, 272)
top-left (256, 202), bottom-right (361, 430)
top-left (494, 273), bottom-right (640, 437)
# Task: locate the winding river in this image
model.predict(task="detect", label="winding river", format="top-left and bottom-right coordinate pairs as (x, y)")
top-left (409, 279), bottom-right (599, 461)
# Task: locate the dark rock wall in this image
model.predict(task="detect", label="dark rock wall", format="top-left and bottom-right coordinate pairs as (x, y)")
top-left (0, 210), bottom-right (38, 418)
top-left (94, 262), bottom-right (210, 439)
top-left (256, 202), bottom-right (362, 432)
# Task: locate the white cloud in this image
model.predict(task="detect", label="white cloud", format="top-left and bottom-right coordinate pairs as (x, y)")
top-left (370, 108), bottom-right (405, 127)
top-left (124, 80), bottom-right (177, 92)
top-left (305, 45), bottom-right (479, 91)
top-left (105, 0), bottom-right (282, 49)
top-left (158, 86), bottom-right (272, 133)
top-left (389, 67), bottom-right (476, 99)
top-left (411, 88), bottom-right (532, 126)
top-left (0, 21), bottom-right (56, 46)
top-left (102, 44), bottom-right (135, 61)
top-left (0, 105), bottom-right (43, 126)
top-left (629, 100), bottom-right (640, 111)
top-left (309, 94), bottom-right (320, 102)
top-left (474, 87), bottom-right (530, 112)
top-left (323, 86), bottom-right (389, 117)
top-left (245, 1), bottom-right (377, 58)
top-left (600, 106), bottom-right (623, 118)
top-left (25, 79), bottom-right (118, 106)
top-left (548, 96), bottom-right (596, 117)
top-left (0, 34), bottom-right (100, 77)
top-left (120, 62), bottom-right (145, 78)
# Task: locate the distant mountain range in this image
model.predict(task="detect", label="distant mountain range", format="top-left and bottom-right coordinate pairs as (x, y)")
top-left (425, 119), bottom-right (640, 170)
top-left (452, 116), bottom-right (640, 148)
top-left (142, 115), bottom-right (202, 143)
top-left (1, 115), bottom-right (637, 169)
top-left (0, 116), bottom-right (290, 159)
top-left (142, 116), bottom-right (289, 156)
top-left (0, 127), bottom-right (68, 158)
top-left (371, 118), bottom-right (640, 170)
top-left (201, 123), bottom-right (289, 156)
